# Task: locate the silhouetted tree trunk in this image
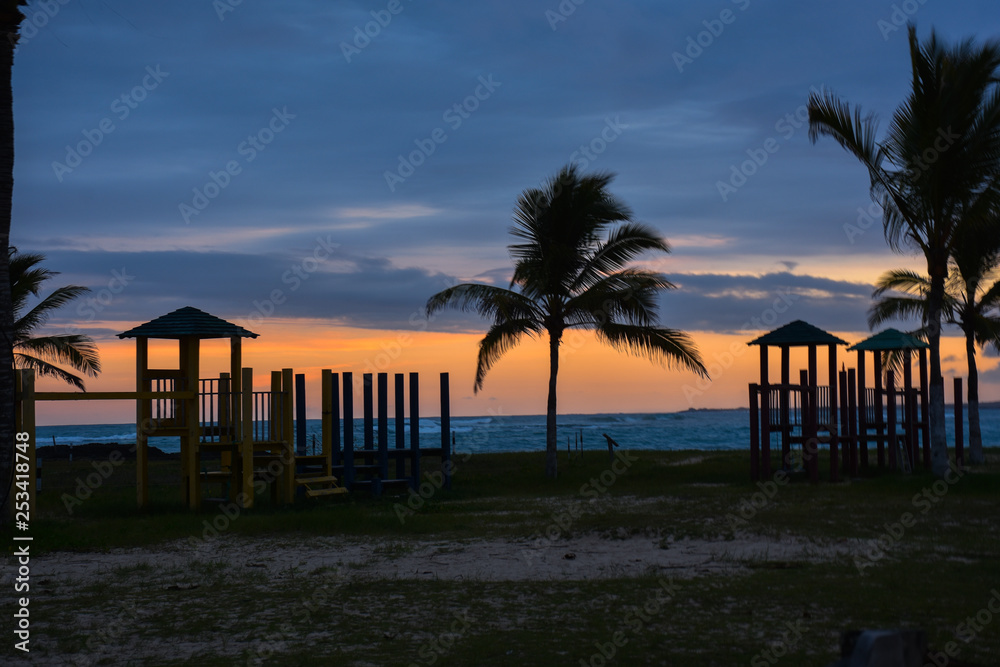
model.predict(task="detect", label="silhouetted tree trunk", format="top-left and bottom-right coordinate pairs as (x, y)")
top-left (926, 262), bottom-right (949, 478)
top-left (545, 329), bottom-right (561, 479)
top-left (0, 1), bottom-right (25, 522)
top-left (965, 320), bottom-right (984, 465)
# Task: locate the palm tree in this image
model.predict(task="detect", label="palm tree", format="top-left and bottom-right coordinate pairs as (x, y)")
top-left (809, 25), bottom-right (1000, 477)
top-left (11, 248), bottom-right (101, 390)
top-left (426, 165), bottom-right (707, 478)
top-left (869, 261), bottom-right (1000, 466)
top-left (0, 0), bottom-right (27, 520)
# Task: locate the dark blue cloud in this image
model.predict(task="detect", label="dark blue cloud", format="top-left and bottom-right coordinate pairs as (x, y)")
top-left (12, 0), bottom-right (1000, 337)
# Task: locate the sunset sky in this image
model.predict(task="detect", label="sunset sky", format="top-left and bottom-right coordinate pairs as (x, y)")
top-left (13, 0), bottom-right (1000, 424)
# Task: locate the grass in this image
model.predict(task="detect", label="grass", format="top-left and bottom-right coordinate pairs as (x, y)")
top-left (17, 448), bottom-right (1000, 665)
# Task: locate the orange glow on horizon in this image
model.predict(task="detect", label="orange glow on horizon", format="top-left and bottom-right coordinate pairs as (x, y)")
top-left (29, 320), bottom-right (996, 426)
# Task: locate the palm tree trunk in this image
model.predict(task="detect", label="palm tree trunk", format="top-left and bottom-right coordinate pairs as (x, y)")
top-left (926, 272), bottom-right (950, 478)
top-left (0, 5), bottom-right (21, 522)
top-left (966, 327), bottom-right (984, 465)
top-left (545, 330), bottom-right (561, 479)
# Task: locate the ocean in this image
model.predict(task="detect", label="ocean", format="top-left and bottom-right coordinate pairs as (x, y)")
top-left (33, 407), bottom-right (1000, 456)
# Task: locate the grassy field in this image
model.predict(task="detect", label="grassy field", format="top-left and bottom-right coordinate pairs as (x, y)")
top-left (11, 448), bottom-right (1000, 666)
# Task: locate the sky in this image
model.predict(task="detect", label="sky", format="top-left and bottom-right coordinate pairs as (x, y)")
top-left (12, 0), bottom-right (1000, 424)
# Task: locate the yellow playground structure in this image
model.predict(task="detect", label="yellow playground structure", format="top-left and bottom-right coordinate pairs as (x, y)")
top-left (13, 306), bottom-right (452, 512)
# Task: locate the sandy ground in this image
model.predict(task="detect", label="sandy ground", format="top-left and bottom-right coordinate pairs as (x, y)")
top-left (32, 531), bottom-right (849, 586)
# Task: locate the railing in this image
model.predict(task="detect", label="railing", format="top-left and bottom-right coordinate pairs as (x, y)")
top-left (197, 378), bottom-right (286, 444)
top-left (150, 376), bottom-right (183, 423)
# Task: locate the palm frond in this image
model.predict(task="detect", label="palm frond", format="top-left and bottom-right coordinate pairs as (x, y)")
top-left (595, 322), bottom-right (708, 379)
top-left (473, 318), bottom-right (543, 392)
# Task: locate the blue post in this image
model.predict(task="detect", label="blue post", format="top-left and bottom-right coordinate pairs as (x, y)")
top-left (343, 372), bottom-right (354, 487)
top-left (409, 372), bottom-right (419, 489)
top-left (440, 372), bottom-right (451, 490)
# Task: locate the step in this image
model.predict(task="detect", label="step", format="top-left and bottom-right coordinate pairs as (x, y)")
top-left (296, 475), bottom-right (339, 485)
top-left (306, 487), bottom-right (348, 497)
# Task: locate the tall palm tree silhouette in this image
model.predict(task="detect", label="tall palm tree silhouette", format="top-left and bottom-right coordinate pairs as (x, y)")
top-left (427, 165), bottom-right (706, 478)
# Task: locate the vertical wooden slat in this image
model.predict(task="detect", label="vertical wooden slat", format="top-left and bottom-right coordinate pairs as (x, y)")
top-left (828, 344), bottom-right (838, 483)
top-left (363, 373), bottom-right (374, 467)
top-left (182, 338), bottom-right (201, 510)
top-left (440, 372), bottom-right (451, 490)
top-left (887, 371), bottom-right (897, 472)
top-left (847, 368), bottom-right (858, 477)
top-left (409, 372), bottom-right (420, 488)
top-left (343, 372), bottom-right (354, 487)
top-left (282, 369), bottom-right (294, 504)
top-left (749, 383), bottom-right (760, 481)
top-left (857, 351), bottom-right (868, 471)
top-left (135, 338), bottom-right (150, 508)
top-left (321, 369), bottom-right (334, 476)
top-left (378, 373), bottom-right (389, 482)
top-left (759, 345), bottom-right (771, 477)
top-left (295, 373), bottom-right (307, 457)
top-left (241, 367), bottom-right (254, 508)
top-left (395, 373), bottom-right (405, 479)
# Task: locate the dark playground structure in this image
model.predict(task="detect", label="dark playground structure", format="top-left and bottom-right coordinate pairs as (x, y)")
top-left (747, 320), bottom-right (968, 482)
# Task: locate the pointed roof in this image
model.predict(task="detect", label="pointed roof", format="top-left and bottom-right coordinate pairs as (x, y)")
top-left (117, 306), bottom-right (259, 340)
top-left (847, 328), bottom-right (928, 352)
top-left (747, 320), bottom-right (849, 347)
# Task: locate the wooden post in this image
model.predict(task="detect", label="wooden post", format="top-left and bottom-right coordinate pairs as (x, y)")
top-left (295, 373), bottom-right (307, 457)
top-left (440, 372), bottom-right (451, 490)
top-left (282, 369), bottom-right (294, 504)
top-left (847, 368), bottom-right (858, 477)
top-left (780, 345), bottom-right (790, 469)
top-left (954, 377), bottom-right (964, 467)
top-left (801, 369), bottom-right (818, 483)
top-left (857, 351), bottom-right (868, 471)
top-left (343, 372), bottom-right (354, 488)
top-left (135, 338), bottom-right (150, 508)
top-left (920, 349), bottom-right (930, 469)
top-left (241, 367), bottom-right (254, 508)
top-left (363, 374), bottom-right (374, 467)
top-left (409, 372), bottom-right (420, 488)
top-left (887, 371), bottom-right (897, 472)
top-left (321, 370), bottom-right (335, 474)
top-left (395, 373), bottom-right (405, 479)
top-left (837, 369), bottom-right (850, 482)
top-left (378, 373), bottom-right (389, 483)
top-left (874, 353), bottom-right (885, 469)
top-left (219, 372), bottom-right (237, 503)
top-left (760, 345), bottom-right (771, 477)
top-left (749, 383), bottom-right (760, 481)
top-left (828, 344), bottom-right (839, 483)
top-left (181, 337), bottom-right (201, 510)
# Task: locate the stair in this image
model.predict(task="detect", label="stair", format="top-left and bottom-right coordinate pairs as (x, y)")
top-left (296, 474), bottom-right (348, 498)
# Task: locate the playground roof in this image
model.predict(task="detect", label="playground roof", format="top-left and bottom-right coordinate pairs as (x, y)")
top-left (747, 320), bottom-right (849, 347)
top-left (847, 328), bottom-right (928, 352)
top-left (117, 306), bottom-right (259, 339)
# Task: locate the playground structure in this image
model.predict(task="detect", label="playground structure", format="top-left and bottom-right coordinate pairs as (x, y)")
top-left (13, 306), bottom-right (452, 513)
top-left (747, 320), bottom-right (964, 482)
